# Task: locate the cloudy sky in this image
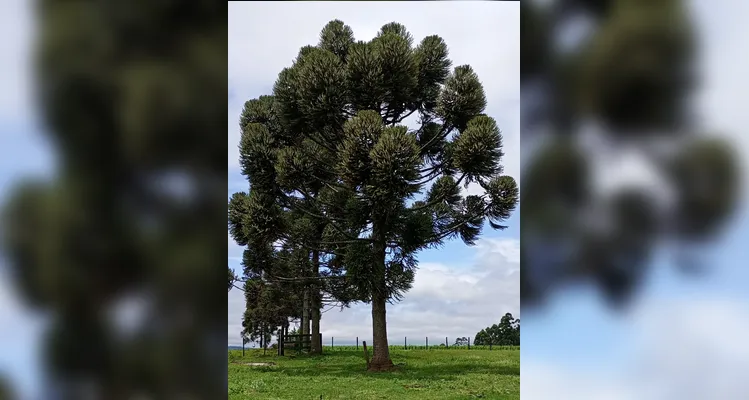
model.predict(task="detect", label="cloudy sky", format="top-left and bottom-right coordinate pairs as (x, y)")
top-left (227, 1), bottom-right (521, 347)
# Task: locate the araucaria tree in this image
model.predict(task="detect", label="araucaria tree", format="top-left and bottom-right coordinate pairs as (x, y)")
top-left (234, 20), bottom-right (518, 371)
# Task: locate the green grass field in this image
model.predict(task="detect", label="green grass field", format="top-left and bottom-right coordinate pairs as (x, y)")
top-left (228, 346), bottom-right (519, 400)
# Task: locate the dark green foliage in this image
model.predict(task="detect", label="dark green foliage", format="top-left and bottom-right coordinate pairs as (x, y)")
top-left (319, 20), bottom-right (355, 61)
top-left (669, 138), bottom-right (739, 239)
top-left (437, 66), bottom-right (487, 132)
top-left (473, 313), bottom-right (520, 346)
top-left (228, 192), bottom-right (250, 245)
top-left (451, 115), bottom-right (504, 184)
top-left (414, 36), bottom-right (451, 111)
top-left (579, 0), bottom-right (694, 130)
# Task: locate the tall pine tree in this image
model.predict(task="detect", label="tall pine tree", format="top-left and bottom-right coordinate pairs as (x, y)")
top-left (234, 20), bottom-right (518, 370)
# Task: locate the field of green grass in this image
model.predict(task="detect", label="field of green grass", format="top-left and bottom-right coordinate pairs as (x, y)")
top-left (228, 346), bottom-right (519, 400)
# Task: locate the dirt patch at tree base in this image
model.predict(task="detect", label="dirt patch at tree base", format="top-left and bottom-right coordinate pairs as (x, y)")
top-left (231, 362), bottom-right (276, 367)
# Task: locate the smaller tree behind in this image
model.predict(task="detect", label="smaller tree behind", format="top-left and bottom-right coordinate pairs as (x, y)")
top-left (473, 313), bottom-right (520, 346)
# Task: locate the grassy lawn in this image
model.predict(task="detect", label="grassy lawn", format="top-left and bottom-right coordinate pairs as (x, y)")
top-left (228, 347), bottom-right (519, 400)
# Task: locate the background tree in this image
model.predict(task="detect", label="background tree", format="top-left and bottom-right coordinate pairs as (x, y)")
top-left (473, 313), bottom-right (520, 346)
top-left (453, 337), bottom-right (469, 346)
top-left (228, 266), bottom-right (237, 291)
top-left (474, 329), bottom-right (489, 346)
top-left (497, 313), bottom-right (520, 345)
top-left (229, 188), bottom-right (358, 354)
top-left (237, 20), bottom-right (518, 371)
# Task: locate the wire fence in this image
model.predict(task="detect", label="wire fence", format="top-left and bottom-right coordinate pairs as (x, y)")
top-left (312, 335), bottom-right (517, 351)
top-left (234, 335), bottom-right (519, 355)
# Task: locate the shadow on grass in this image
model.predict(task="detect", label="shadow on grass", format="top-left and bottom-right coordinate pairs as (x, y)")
top-left (241, 350), bottom-right (519, 382)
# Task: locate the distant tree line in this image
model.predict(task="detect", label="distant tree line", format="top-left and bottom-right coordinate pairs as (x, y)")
top-left (473, 313), bottom-right (519, 346)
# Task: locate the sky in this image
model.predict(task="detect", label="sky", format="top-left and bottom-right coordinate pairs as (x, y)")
top-left (227, 1), bottom-right (521, 347)
top-left (0, 1), bottom-right (52, 399)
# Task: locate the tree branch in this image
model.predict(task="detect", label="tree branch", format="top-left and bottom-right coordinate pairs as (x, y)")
top-left (407, 173), bottom-right (467, 212)
top-left (418, 122), bottom-right (453, 154)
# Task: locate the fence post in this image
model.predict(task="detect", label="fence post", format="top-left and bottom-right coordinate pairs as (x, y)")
top-left (426, 337), bottom-right (428, 350)
top-left (468, 336), bottom-right (471, 350)
top-left (446, 337), bottom-right (448, 348)
top-left (404, 336), bottom-right (407, 350)
top-left (356, 336), bottom-right (359, 350)
top-left (331, 336), bottom-right (334, 349)
top-left (363, 341), bottom-right (370, 370)
top-left (319, 333), bottom-right (322, 353)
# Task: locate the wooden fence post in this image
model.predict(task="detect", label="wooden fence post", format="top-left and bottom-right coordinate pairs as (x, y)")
top-left (319, 333), bottom-right (322, 353)
top-left (468, 336), bottom-right (470, 350)
top-left (356, 337), bottom-right (359, 350)
top-left (445, 337), bottom-right (448, 348)
top-left (362, 341), bottom-right (370, 370)
top-left (404, 336), bottom-right (407, 350)
top-left (331, 336), bottom-right (334, 349)
top-left (426, 337), bottom-right (428, 350)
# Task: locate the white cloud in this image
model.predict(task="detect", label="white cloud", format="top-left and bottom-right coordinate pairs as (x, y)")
top-left (522, 296), bottom-right (749, 400)
top-left (227, 1), bottom-right (520, 182)
top-left (228, 238), bottom-right (519, 346)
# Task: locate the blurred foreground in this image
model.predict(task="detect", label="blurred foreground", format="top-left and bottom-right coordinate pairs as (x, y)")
top-left (521, 0), bottom-right (749, 398)
top-left (0, 1), bottom-right (227, 399)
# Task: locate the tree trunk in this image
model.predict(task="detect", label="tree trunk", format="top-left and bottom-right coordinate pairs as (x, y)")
top-left (310, 250), bottom-right (322, 354)
top-left (369, 289), bottom-right (393, 370)
top-left (310, 298), bottom-right (321, 354)
top-left (260, 323), bottom-right (265, 349)
top-left (302, 287), bottom-right (309, 337)
top-left (368, 220), bottom-right (394, 371)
